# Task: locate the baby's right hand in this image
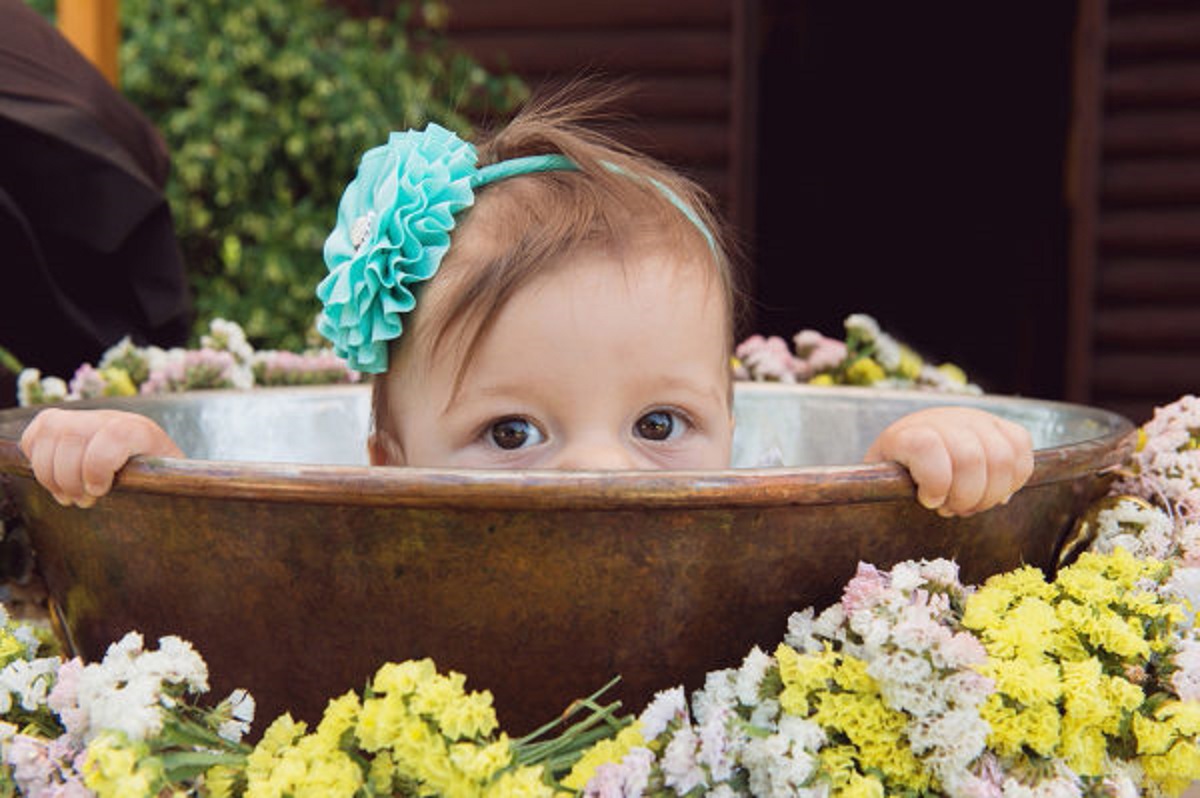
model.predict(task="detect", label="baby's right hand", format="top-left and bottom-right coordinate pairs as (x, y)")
top-left (18, 409), bottom-right (182, 508)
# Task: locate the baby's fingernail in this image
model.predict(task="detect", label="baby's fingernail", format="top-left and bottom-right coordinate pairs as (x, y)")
top-left (937, 507), bottom-right (955, 518)
top-left (919, 495), bottom-right (945, 510)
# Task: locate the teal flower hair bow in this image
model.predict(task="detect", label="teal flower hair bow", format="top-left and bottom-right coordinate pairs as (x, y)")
top-left (316, 125), bottom-right (478, 374)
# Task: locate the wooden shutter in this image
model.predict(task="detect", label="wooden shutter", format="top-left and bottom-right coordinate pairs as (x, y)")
top-left (1069, 0), bottom-right (1200, 422)
top-left (440, 0), bottom-right (757, 234)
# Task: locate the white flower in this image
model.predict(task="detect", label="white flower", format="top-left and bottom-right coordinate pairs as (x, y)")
top-left (697, 706), bottom-right (737, 782)
top-left (16, 369), bottom-right (41, 407)
top-left (661, 725), bottom-right (707, 795)
top-left (638, 686), bottom-right (686, 742)
top-left (0, 658), bottom-right (59, 713)
top-left (844, 313), bottom-right (880, 343)
top-left (203, 319), bottom-right (255, 365)
top-left (40, 378), bottom-right (67, 403)
top-left (1091, 500), bottom-right (1176, 559)
top-left (889, 561), bottom-right (925, 592)
top-left (71, 632), bottom-right (210, 743)
top-left (734, 646), bottom-right (771, 706)
top-left (748, 697), bottom-right (780, 730)
top-left (217, 688), bottom-right (256, 743)
top-left (875, 333), bottom-right (902, 370)
top-left (784, 608), bottom-right (821, 654)
top-left (693, 669), bottom-right (736, 726)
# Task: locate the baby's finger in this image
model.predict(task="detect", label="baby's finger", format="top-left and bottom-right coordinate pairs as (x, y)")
top-left (80, 419), bottom-right (162, 498)
top-left (939, 431), bottom-right (989, 516)
top-left (891, 426), bottom-right (954, 511)
top-left (26, 436), bottom-right (67, 506)
top-left (50, 433), bottom-right (91, 507)
top-left (997, 418), bottom-right (1035, 496)
top-left (966, 423), bottom-right (1020, 515)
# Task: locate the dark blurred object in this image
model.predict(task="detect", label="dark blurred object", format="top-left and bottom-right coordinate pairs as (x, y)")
top-left (0, 0), bottom-right (190, 401)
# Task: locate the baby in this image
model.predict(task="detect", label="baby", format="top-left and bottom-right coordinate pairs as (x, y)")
top-left (19, 95), bottom-right (1034, 515)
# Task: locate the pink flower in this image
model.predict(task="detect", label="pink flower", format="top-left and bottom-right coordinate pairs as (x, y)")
top-left (793, 329), bottom-right (847, 374)
top-left (46, 659), bottom-right (86, 742)
top-left (841, 562), bottom-right (890, 613)
top-left (734, 335), bottom-right (803, 383)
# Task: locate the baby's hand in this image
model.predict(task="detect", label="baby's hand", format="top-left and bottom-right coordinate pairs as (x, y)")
top-left (19, 409), bottom-right (182, 508)
top-left (864, 407), bottom-right (1034, 517)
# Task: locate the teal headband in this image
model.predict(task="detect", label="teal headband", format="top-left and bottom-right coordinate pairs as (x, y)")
top-left (316, 124), bottom-right (716, 374)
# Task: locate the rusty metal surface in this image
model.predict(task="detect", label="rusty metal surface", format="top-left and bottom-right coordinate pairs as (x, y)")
top-left (0, 384), bottom-right (1134, 733)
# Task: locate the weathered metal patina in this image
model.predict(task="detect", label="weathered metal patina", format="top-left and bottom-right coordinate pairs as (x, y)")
top-left (0, 384), bottom-right (1133, 733)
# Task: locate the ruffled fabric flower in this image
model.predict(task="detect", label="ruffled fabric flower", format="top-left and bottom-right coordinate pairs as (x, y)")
top-left (317, 125), bottom-right (478, 373)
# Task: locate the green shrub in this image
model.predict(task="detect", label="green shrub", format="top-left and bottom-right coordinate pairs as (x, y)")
top-left (24, 0), bottom-right (525, 350)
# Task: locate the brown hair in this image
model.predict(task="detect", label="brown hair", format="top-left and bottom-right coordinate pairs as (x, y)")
top-left (372, 85), bottom-right (739, 457)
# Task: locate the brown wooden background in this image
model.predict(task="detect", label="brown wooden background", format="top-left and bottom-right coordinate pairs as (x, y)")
top-left (338, 0), bottom-right (1196, 423)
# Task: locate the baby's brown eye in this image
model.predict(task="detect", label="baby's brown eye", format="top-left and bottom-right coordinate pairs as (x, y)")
top-left (489, 418), bottom-right (543, 450)
top-left (635, 410), bottom-right (675, 441)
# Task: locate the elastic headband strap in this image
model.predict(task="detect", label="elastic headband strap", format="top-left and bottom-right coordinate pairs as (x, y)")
top-left (470, 154), bottom-right (717, 253)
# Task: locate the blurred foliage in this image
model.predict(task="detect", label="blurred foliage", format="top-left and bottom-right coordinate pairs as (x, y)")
top-left (23, 0), bottom-right (525, 350)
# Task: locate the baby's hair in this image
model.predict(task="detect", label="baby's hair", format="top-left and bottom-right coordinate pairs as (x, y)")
top-left (373, 82), bottom-right (739, 459)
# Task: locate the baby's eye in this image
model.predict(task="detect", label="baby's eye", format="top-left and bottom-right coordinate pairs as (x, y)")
top-left (488, 417), bottom-right (545, 450)
top-left (634, 409), bottom-right (684, 442)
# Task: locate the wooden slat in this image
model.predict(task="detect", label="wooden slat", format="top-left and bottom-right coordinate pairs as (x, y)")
top-left (1105, 62), bottom-right (1200, 109)
top-left (1107, 10), bottom-right (1200, 58)
top-left (1103, 159), bottom-right (1200, 204)
top-left (1094, 307), bottom-right (1200, 346)
top-left (1095, 398), bottom-right (1157, 425)
top-left (625, 119), bottom-right (729, 165)
top-left (1098, 258), bottom-right (1200, 302)
top-left (449, 29), bottom-right (731, 75)
top-left (1092, 351), bottom-right (1200, 394)
top-left (445, 0), bottom-right (730, 32)
top-left (1104, 111), bottom-right (1200, 155)
top-left (1066, 0), bottom-right (1110, 402)
top-left (1099, 208), bottom-right (1200, 252)
top-left (529, 74), bottom-right (731, 120)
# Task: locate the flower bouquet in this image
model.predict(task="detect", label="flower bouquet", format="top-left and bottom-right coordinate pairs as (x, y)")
top-left (16, 319), bottom-right (360, 407)
top-left (733, 313), bottom-right (978, 394)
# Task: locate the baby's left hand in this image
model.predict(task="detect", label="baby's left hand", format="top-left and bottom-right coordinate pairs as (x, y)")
top-left (864, 407), bottom-right (1034, 517)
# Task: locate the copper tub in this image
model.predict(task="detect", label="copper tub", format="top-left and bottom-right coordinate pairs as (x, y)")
top-left (0, 384), bottom-right (1133, 733)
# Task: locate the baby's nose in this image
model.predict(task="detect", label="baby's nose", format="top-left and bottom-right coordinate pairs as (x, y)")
top-left (551, 438), bottom-right (640, 471)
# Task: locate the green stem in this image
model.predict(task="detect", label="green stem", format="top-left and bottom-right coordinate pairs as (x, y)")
top-left (0, 346), bottom-right (22, 376)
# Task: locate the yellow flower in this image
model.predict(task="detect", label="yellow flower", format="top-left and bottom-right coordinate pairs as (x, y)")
top-left (99, 367), bottom-right (136, 396)
top-left (561, 724), bottom-right (644, 791)
top-left (357, 692), bottom-right (408, 753)
top-left (205, 765), bottom-right (238, 798)
top-left (842, 773), bottom-right (886, 798)
top-left (367, 750), bottom-right (395, 793)
top-left (314, 691), bottom-right (360, 748)
top-left (936, 362), bottom-right (967, 385)
top-left (777, 643), bottom-right (838, 717)
top-left (1143, 740), bottom-right (1200, 796)
top-left (373, 658), bottom-right (438, 698)
top-left (486, 765), bottom-right (556, 798)
top-left (978, 659), bottom-right (1061, 707)
top-left (982, 695), bottom-right (1060, 758)
top-left (808, 373), bottom-right (835, 386)
top-left (437, 687), bottom-right (500, 740)
top-left (896, 346), bottom-right (923, 380)
top-left (411, 670), bottom-right (468, 718)
top-left (82, 732), bottom-right (160, 798)
top-left (449, 737), bottom-right (512, 782)
top-left (845, 357), bottom-right (885, 386)
top-left (980, 597), bottom-right (1061, 660)
top-left (1059, 717), bottom-right (1106, 776)
top-left (1134, 713), bottom-right (1174, 756)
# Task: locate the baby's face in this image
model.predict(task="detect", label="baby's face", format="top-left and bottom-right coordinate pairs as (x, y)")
top-left (377, 251), bottom-right (733, 470)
